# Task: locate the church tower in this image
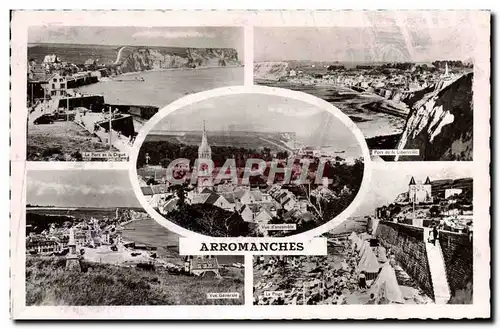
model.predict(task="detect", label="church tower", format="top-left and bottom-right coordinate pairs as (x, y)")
top-left (408, 176), bottom-right (417, 202)
top-left (197, 121), bottom-right (213, 193)
top-left (198, 121), bottom-right (212, 160)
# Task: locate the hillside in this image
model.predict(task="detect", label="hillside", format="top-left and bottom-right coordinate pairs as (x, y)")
top-left (395, 73), bottom-right (474, 161)
top-left (28, 43), bottom-right (240, 71)
top-left (118, 47), bottom-right (240, 73)
top-left (254, 61), bottom-right (290, 81)
top-left (26, 257), bottom-right (244, 305)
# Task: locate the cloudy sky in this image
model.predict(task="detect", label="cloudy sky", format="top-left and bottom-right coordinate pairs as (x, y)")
top-left (150, 93), bottom-right (363, 160)
top-left (255, 12), bottom-right (480, 62)
top-left (28, 26), bottom-right (243, 56)
top-left (352, 164), bottom-right (473, 216)
top-left (26, 170), bottom-right (140, 208)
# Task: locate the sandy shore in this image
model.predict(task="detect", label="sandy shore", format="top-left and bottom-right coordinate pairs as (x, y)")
top-left (108, 64), bottom-right (244, 78)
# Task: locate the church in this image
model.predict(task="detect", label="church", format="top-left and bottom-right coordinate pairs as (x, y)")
top-left (408, 176), bottom-right (433, 204)
top-left (196, 121), bottom-right (214, 193)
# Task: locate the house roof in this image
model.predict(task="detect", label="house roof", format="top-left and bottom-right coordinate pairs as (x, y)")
top-left (141, 186), bottom-right (154, 195)
top-left (221, 193), bottom-right (236, 204)
top-left (257, 208), bottom-right (274, 220)
top-left (162, 198), bottom-right (178, 212)
top-left (260, 202), bottom-right (277, 212)
top-left (192, 193), bottom-right (210, 204)
top-left (151, 184), bottom-right (169, 194)
top-left (200, 187), bottom-right (214, 194)
top-left (204, 192), bottom-right (221, 206)
top-left (233, 189), bottom-right (246, 199)
top-left (240, 204), bottom-right (261, 214)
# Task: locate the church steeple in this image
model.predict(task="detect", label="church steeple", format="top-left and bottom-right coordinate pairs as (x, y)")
top-left (424, 176), bottom-right (431, 185)
top-left (409, 176), bottom-right (416, 185)
top-left (198, 120), bottom-right (211, 160)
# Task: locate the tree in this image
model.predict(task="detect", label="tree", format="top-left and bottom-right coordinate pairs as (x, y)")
top-left (176, 184), bottom-right (187, 209)
top-left (429, 205), bottom-right (440, 217)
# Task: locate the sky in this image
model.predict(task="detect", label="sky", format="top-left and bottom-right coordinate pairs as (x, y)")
top-left (26, 170), bottom-right (141, 208)
top-left (352, 164), bottom-right (473, 217)
top-left (255, 13), bottom-right (479, 62)
top-left (28, 26), bottom-right (244, 56)
top-left (150, 93), bottom-right (363, 160)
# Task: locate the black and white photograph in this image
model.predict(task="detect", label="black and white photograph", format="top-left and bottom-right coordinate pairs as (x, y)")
top-left (26, 26), bottom-right (243, 161)
top-left (10, 9), bottom-right (490, 320)
top-left (254, 15), bottom-right (477, 161)
top-left (253, 164), bottom-right (473, 305)
top-left (134, 92), bottom-right (367, 237)
top-left (25, 169), bottom-right (245, 305)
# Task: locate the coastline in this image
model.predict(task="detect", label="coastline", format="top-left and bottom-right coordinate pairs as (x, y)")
top-left (108, 64), bottom-right (244, 79)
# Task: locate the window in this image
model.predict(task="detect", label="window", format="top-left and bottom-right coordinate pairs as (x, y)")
top-left (60, 83), bottom-right (65, 89)
top-left (53, 78), bottom-right (57, 82)
top-left (59, 78), bottom-right (63, 82)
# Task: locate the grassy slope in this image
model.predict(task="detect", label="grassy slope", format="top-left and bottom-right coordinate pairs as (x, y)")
top-left (26, 257), bottom-right (244, 306)
top-left (27, 122), bottom-right (117, 160)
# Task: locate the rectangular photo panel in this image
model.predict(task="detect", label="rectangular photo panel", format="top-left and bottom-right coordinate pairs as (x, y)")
top-left (253, 164), bottom-right (474, 306)
top-left (26, 24), bottom-right (244, 161)
top-left (253, 12), bottom-right (487, 161)
top-left (25, 169), bottom-right (244, 306)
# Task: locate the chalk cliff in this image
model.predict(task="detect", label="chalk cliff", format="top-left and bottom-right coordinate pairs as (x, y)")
top-left (254, 62), bottom-right (290, 81)
top-left (118, 47), bottom-right (240, 74)
top-left (395, 73), bottom-right (473, 161)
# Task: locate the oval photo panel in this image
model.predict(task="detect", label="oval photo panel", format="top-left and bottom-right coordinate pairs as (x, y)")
top-left (130, 86), bottom-right (371, 238)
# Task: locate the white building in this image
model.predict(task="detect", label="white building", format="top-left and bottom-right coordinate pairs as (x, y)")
top-left (46, 73), bottom-right (67, 97)
top-left (445, 188), bottom-right (463, 199)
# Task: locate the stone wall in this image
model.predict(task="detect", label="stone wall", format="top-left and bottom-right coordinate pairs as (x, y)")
top-left (439, 230), bottom-right (473, 303)
top-left (375, 221), bottom-right (434, 300)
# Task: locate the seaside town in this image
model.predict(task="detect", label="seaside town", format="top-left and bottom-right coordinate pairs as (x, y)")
top-left (25, 206), bottom-right (245, 305)
top-left (26, 206), bottom-right (244, 274)
top-left (137, 121), bottom-right (364, 237)
top-left (26, 26), bottom-right (243, 161)
top-left (27, 51), bottom-right (161, 161)
top-left (253, 173), bottom-right (473, 305)
top-left (254, 26), bottom-right (474, 161)
top-left (24, 167), bottom-right (245, 306)
top-left (255, 61), bottom-right (473, 161)
top-left (257, 60), bottom-right (468, 95)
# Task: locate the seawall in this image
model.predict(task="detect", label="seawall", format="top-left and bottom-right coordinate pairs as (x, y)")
top-left (439, 230), bottom-right (473, 303)
top-left (375, 221), bottom-right (434, 300)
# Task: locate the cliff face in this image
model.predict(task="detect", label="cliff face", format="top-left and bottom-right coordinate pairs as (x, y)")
top-left (118, 47), bottom-right (239, 74)
top-left (395, 73), bottom-right (473, 161)
top-left (254, 62), bottom-right (290, 81)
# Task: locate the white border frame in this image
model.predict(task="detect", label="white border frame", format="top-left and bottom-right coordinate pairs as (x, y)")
top-left (9, 9), bottom-right (491, 320)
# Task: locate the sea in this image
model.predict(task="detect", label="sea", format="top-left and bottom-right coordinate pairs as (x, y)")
top-left (77, 67), bottom-right (244, 108)
top-left (122, 219), bottom-right (243, 265)
top-left (26, 207), bottom-right (135, 220)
